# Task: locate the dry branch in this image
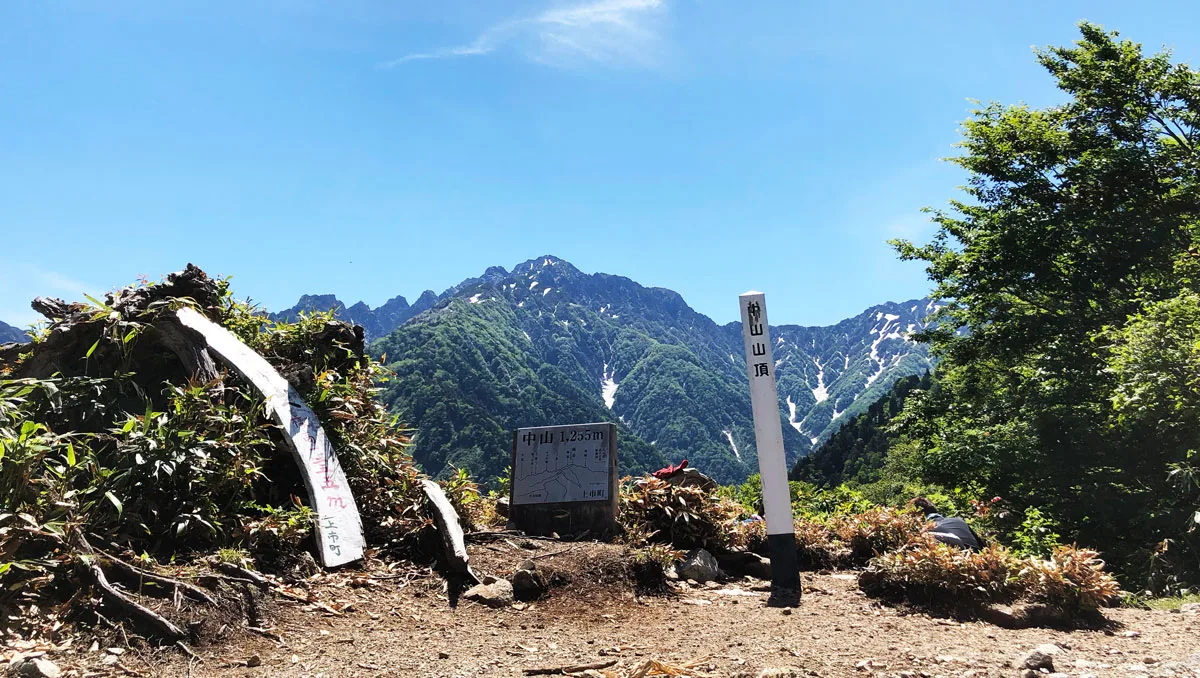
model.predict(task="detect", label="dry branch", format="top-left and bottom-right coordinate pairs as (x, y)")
top-left (523, 659), bottom-right (618, 675)
top-left (464, 530), bottom-right (561, 543)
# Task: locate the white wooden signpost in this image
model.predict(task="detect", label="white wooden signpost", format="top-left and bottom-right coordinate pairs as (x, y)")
top-left (509, 422), bottom-right (618, 536)
top-left (176, 307), bottom-right (365, 567)
top-left (739, 291), bottom-right (801, 601)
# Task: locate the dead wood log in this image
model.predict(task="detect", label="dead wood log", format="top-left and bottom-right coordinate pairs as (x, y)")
top-left (146, 319), bottom-right (220, 383)
top-left (420, 479), bottom-right (480, 587)
top-left (97, 552), bottom-right (218, 606)
top-left (84, 562), bottom-right (186, 641)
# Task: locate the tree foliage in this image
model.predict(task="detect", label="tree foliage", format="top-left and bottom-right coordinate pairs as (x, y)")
top-left (892, 23), bottom-right (1200, 590)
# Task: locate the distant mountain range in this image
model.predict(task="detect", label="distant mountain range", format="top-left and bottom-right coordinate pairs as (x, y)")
top-left (272, 291), bottom-right (440, 340)
top-left (0, 320), bottom-right (29, 344)
top-left (277, 256), bottom-right (936, 486)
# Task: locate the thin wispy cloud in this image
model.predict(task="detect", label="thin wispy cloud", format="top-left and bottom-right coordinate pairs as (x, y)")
top-left (381, 0), bottom-right (668, 69)
top-left (0, 261), bottom-right (102, 328)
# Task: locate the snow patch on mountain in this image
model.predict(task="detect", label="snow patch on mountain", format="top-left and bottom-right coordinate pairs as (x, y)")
top-left (811, 357), bottom-right (828, 403)
top-left (722, 430), bottom-right (741, 461)
top-left (601, 363), bottom-right (619, 409)
top-left (786, 395), bottom-right (804, 433)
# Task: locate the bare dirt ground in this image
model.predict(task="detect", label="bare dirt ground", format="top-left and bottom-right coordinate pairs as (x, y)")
top-left (20, 541), bottom-right (1200, 678)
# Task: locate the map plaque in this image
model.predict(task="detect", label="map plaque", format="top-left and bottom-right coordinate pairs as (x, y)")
top-left (509, 422), bottom-right (618, 537)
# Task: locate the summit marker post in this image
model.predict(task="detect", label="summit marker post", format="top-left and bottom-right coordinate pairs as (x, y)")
top-left (739, 291), bottom-right (801, 603)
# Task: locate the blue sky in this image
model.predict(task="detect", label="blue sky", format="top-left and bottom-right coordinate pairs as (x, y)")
top-left (3, 1), bottom-right (1199, 328)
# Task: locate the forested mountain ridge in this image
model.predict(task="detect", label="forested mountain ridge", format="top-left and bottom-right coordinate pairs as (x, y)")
top-left (0, 320), bottom-right (29, 344)
top-left (791, 372), bottom-right (932, 487)
top-left (343, 255), bottom-right (935, 485)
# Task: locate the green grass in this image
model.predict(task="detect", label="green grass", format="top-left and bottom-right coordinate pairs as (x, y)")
top-left (1141, 592), bottom-right (1200, 611)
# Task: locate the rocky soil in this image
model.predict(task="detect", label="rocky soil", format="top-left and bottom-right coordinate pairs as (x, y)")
top-left (7, 542), bottom-right (1199, 678)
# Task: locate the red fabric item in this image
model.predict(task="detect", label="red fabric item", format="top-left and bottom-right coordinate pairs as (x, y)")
top-left (652, 459), bottom-right (688, 479)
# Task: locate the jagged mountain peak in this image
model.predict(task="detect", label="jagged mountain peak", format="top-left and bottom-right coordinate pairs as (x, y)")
top-left (513, 254), bottom-right (575, 273)
top-left (358, 257), bottom-right (933, 485)
top-left (276, 257), bottom-right (933, 485)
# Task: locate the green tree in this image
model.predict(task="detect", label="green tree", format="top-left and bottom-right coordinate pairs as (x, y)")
top-left (893, 23), bottom-right (1200, 587)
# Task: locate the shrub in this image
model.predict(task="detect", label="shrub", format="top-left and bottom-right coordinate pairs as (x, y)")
top-left (793, 518), bottom-right (842, 568)
top-left (440, 466), bottom-right (504, 530)
top-left (1021, 545), bottom-right (1121, 611)
top-left (619, 476), bottom-right (744, 551)
top-left (830, 506), bottom-right (928, 563)
top-left (1010, 506), bottom-right (1062, 557)
top-left (861, 539), bottom-right (1121, 614)
top-left (860, 538), bottom-right (1025, 606)
top-left (629, 543), bottom-right (685, 595)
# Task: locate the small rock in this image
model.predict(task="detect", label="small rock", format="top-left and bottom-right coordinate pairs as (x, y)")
top-left (743, 554), bottom-right (772, 580)
top-left (981, 604), bottom-right (1025, 629)
top-left (106, 648), bottom-right (125, 655)
top-left (463, 578), bottom-right (515, 608)
top-left (512, 568), bottom-right (548, 602)
top-left (758, 669), bottom-right (802, 678)
top-left (246, 655), bottom-right (262, 668)
top-left (677, 548), bottom-right (720, 583)
top-left (1122, 630), bottom-right (1142, 638)
top-left (715, 552), bottom-right (772, 580)
top-left (11, 658), bottom-right (62, 678)
top-left (1020, 671), bottom-right (1038, 678)
top-left (438, 651), bottom-right (450, 660)
top-left (1180, 602), bottom-right (1200, 613)
top-left (1019, 643), bottom-right (1063, 671)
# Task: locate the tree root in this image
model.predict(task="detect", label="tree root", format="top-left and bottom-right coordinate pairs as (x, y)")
top-left (206, 558), bottom-right (270, 590)
top-left (97, 551), bottom-right (218, 606)
top-left (84, 562), bottom-right (187, 641)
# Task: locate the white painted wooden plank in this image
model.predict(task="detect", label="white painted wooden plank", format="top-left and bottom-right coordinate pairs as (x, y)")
top-left (175, 307), bottom-right (365, 567)
top-left (738, 292), bottom-right (792, 536)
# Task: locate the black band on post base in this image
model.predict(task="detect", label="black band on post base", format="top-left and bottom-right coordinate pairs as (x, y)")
top-left (766, 532), bottom-right (801, 607)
